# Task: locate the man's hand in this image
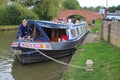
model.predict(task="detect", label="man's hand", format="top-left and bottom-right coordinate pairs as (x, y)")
top-left (27, 36), bottom-right (30, 40)
top-left (18, 37), bottom-right (21, 40)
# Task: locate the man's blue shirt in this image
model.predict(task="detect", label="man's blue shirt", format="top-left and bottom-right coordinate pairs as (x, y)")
top-left (17, 24), bottom-right (30, 37)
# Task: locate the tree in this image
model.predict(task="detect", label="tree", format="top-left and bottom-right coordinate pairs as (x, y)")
top-left (108, 6), bottom-right (117, 12)
top-left (62, 0), bottom-right (82, 9)
top-left (83, 6), bottom-right (103, 12)
top-left (17, 0), bottom-right (34, 7)
top-left (0, 3), bottom-right (38, 25)
top-left (95, 6), bottom-right (103, 12)
top-left (34, 0), bottom-right (61, 20)
top-left (0, 0), bottom-right (8, 4)
top-left (117, 5), bottom-right (120, 10)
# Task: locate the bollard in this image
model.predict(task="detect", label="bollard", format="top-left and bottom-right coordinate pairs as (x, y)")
top-left (86, 59), bottom-right (94, 71)
top-left (94, 34), bottom-right (97, 40)
top-left (96, 30), bottom-right (99, 35)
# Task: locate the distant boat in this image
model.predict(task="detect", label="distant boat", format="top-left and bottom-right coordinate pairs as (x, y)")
top-left (11, 20), bottom-right (89, 64)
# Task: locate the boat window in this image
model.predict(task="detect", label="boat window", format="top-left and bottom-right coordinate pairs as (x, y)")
top-left (28, 24), bottom-right (34, 38)
top-left (70, 28), bottom-right (77, 38)
top-left (79, 27), bottom-right (81, 34)
top-left (42, 27), bottom-right (51, 39)
top-left (51, 29), bottom-right (58, 37)
top-left (42, 27), bottom-right (68, 42)
top-left (76, 27), bottom-right (79, 35)
top-left (59, 29), bottom-right (67, 37)
top-left (83, 25), bottom-right (86, 32)
top-left (42, 28), bottom-right (58, 42)
top-left (81, 27), bottom-right (83, 33)
top-left (50, 29), bottom-right (58, 42)
top-left (59, 30), bottom-right (68, 42)
top-left (28, 24), bottom-right (43, 39)
top-left (35, 28), bottom-right (43, 38)
top-left (82, 26), bottom-right (85, 32)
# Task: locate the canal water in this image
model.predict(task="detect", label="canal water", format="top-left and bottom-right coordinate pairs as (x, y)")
top-left (0, 30), bottom-right (72, 80)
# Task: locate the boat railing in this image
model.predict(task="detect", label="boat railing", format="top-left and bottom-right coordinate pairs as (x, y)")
top-left (18, 36), bottom-right (34, 42)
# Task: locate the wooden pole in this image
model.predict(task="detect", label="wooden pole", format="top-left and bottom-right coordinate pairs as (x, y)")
top-left (107, 24), bottom-right (111, 42)
top-left (99, 22), bottom-right (104, 40)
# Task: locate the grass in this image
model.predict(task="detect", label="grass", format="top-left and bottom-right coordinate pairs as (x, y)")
top-left (90, 20), bottom-right (103, 33)
top-left (0, 25), bottom-right (18, 31)
top-left (0, 25), bottom-right (18, 29)
top-left (63, 42), bottom-right (120, 80)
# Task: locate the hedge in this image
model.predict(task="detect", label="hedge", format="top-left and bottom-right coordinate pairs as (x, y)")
top-left (0, 4), bottom-right (38, 25)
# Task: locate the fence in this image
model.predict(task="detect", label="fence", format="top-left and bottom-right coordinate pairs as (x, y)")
top-left (99, 21), bottom-right (120, 47)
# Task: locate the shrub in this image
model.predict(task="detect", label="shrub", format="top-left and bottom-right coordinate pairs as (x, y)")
top-left (0, 4), bottom-right (38, 25)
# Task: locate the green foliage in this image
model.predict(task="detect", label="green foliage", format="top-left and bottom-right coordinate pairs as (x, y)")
top-left (84, 6), bottom-right (103, 12)
top-left (0, 0), bottom-right (83, 23)
top-left (108, 5), bottom-right (120, 12)
top-left (84, 6), bottom-right (104, 12)
top-left (108, 6), bottom-right (117, 13)
top-left (5, 5), bottom-right (21, 25)
top-left (2, 0), bottom-right (83, 21)
top-left (68, 15), bottom-right (85, 23)
top-left (84, 5), bottom-right (120, 12)
top-left (63, 42), bottom-right (120, 80)
top-left (62, 0), bottom-right (82, 9)
top-left (116, 5), bottom-right (120, 10)
top-left (0, 0), bottom-right (8, 4)
top-left (16, 3), bottom-right (38, 21)
top-left (0, 4), bottom-right (38, 25)
top-left (0, 25), bottom-right (18, 31)
top-left (84, 7), bottom-right (97, 11)
top-left (0, 5), bottom-right (8, 25)
top-left (16, 0), bottom-right (34, 7)
top-left (34, 0), bottom-right (61, 20)
top-left (91, 20), bottom-right (102, 33)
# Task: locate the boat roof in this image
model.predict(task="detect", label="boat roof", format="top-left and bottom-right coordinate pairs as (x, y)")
top-left (27, 20), bottom-right (69, 29)
top-left (27, 20), bottom-right (86, 29)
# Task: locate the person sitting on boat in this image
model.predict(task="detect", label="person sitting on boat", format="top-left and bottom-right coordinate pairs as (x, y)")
top-left (60, 34), bottom-right (68, 42)
top-left (75, 19), bottom-right (80, 24)
top-left (16, 19), bottom-right (30, 40)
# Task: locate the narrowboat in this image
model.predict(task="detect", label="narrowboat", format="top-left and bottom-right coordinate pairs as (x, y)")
top-left (11, 20), bottom-right (89, 64)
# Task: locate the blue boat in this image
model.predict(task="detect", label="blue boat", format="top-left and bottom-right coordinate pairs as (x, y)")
top-left (11, 20), bottom-right (89, 64)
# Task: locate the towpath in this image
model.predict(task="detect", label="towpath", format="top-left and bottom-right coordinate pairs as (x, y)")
top-left (83, 32), bottom-right (100, 44)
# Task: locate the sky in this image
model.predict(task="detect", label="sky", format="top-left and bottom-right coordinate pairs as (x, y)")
top-left (77, 0), bottom-right (120, 7)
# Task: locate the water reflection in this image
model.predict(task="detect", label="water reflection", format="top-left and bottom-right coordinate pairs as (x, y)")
top-left (0, 31), bottom-right (16, 80)
top-left (0, 30), bottom-right (72, 80)
top-left (0, 55), bottom-right (14, 80)
top-left (12, 56), bottom-right (72, 80)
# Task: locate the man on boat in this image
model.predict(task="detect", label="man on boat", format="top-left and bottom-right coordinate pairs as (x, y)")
top-left (16, 19), bottom-right (30, 40)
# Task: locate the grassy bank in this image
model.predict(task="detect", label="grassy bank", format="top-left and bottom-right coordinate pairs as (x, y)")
top-left (63, 42), bottom-right (120, 80)
top-left (0, 25), bottom-right (18, 31)
top-left (90, 20), bottom-right (103, 33)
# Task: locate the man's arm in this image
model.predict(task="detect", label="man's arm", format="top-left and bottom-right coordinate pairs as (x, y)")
top-left (18, 25), bottom-right (23, 37)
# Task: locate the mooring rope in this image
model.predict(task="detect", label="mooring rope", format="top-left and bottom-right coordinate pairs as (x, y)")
top-left (18, 39), bottom-right (86, 69)
top-left (35, 49), bottom-right (86, 70)
top-left (21, 34), bottom-right (86, 69)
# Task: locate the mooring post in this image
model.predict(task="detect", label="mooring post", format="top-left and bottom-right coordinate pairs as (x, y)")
top-left (107, 24), bottom-right (111, 43)
top-left (86, 59), bottom-right (94, 71)
top-left (99, 22), bottom-right (104, 41)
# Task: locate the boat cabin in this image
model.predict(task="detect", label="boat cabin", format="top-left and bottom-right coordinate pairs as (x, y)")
top-left (27, 20), bottom-right (87, 42)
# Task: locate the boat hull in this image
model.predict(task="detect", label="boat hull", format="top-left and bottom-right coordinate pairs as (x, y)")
top-left (15, 49), bottom-right (75, 64)
top-left (12, 31), bottom-right (89, 64)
